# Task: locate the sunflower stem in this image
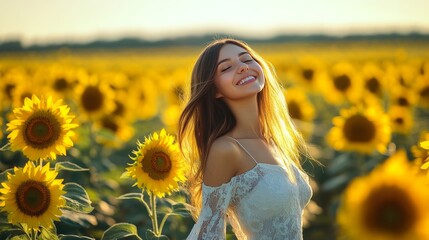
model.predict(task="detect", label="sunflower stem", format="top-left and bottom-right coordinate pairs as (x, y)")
top-left (31, 228), bottom-right (37, 240)
top-left (0, 142), bottom-right (10, 151)
top-left (150, 192), bottom-right (160, 236)
top-left (159, 212), bottom-right (171, 235)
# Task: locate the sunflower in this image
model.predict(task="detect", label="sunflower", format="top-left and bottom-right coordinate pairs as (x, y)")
top-left (411, 131), bottom-right (429, 177)
top-left (93, 115), bottom-right (135, 149)
top-left (327, 105), bottom-right (391, 154)
top-left (290, 56), bottom-right (326, 92)
top-left (0, 118), bottom-right (3, 140)
top-left (413, 75), bottom-right (429, 107)
top-left (321, 61), bottom-right (363, 105)
top-left (124, 129), bottom-right (187, 198)
top-left (73, 73), bottom-right (115, 121)
top-left (361, 62), bottom-right (387, 99)
top-left (7, 95), bottom-right (78, 161)
top-left (283, 87), bottom-right (315, 122)
top-left (388, 105), bottom-right (413, 134)
top-left (336, 150), bottom-right (429, 240)
top-left (0, 161), bottom-right (66, 231)
top-left (388, 86), bottom-right (417, 108)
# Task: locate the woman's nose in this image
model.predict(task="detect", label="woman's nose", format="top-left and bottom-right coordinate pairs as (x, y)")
top-left (238, 63), bottom-right (249, 73)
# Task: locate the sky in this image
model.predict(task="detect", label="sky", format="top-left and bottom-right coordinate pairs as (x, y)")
top-left (0, 0), bottom-right (428, 46)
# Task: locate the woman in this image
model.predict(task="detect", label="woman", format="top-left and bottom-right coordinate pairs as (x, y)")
top-left (178, 38), bottom-right (313, 240)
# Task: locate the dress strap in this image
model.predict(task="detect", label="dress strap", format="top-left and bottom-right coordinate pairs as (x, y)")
top-left (226, 136), bottom-right (258, 164)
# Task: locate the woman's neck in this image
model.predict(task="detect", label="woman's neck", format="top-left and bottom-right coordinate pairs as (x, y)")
top-left (225, 97), bottom-right (262, 139)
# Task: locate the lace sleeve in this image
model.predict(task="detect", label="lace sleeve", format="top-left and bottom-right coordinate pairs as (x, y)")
top-left (186, 181), bottom-right (235, 240)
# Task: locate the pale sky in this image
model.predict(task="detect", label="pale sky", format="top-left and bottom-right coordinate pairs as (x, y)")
top-left (0, 0), bottom-right (428, 46)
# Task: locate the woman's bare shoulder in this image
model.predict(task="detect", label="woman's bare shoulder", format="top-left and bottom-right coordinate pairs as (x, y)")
top-left (203, 136), bottom-right (242, 187)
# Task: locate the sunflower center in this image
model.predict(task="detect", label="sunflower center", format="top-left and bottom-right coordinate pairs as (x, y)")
top-left (142, 150), bottom-right (172, 180)
top-left (362, 185), bottom-right (417, 235)
top-left (53, 78), bottom-right (68, 91)
top-left (5, 83), bottom-right (15, 99)
top-left (288, 101), bottom-right (302, 120)
top-left (24, 111), bottom-right (61, 149)
top-left (397, 97), bottom-right (409, 106)
top-left (81, 86), bottom-right (104, 112)
top-left (366, 77), bottom-right (381, 94)
top-left (113, 100), bottom-right (125, 116)
top-left (302, 69), bottom-right (314, 81)
top-left (16, 180), bottom-right (51, 217)
top-left (394, 117), bottom-right (404, 125)
top-left (343, 114), bottom-right (376, 142)
top-left (420, 86), bottom-right (429, 101)
top-left (333, 74), bottom-right (351, 92)
top-left (101, 117), bottom-right (119, 132)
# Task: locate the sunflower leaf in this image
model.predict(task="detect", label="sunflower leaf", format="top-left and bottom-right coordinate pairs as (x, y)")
top-left (55, 161), bottom-right (89, 172)
top-left (145, 229), bottom-right (169, 240)
top-left (101, 223), bottom-right (142, 240)
top-left (59, 234), bottom-right (95, 240)
top-left (63, 183), bottom-right (94, 213)
top-left (118, 193), bottom-right (145, 204)
top-left (321, 171), bottom-right (358, 192)
top-left (60, 209), bottom-right (97, 228)
top-left (0, 169), bottom-right (13, 182)
top-left (327, 152), bottom-right (355, 175)
top-left (8, 235), bottom-right (28, 240)
top-left (38, 226), bottom-right (59, 240)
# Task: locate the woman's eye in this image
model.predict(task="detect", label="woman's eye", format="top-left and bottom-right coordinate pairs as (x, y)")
top-left (243, 59), bottom-right (253, 63)
top-left (221, 66), bottom-right (231, 72)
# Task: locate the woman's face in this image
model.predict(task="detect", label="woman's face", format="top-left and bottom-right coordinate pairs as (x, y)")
top-left (213, 44), bottom-right (264, 101)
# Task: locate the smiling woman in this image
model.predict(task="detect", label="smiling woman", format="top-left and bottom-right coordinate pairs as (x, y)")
top-left (178, 38), bottom-right (315, 240)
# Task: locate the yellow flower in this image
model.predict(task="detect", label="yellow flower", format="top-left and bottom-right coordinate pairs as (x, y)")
top-left (411, 131), bottom-right (429, 177)
top-left (73, 73), bottom-right (115, 120)
top-left (419, 140), bottom-right (429, 173)
top-left (337, 151), bottom-right (429, 240)
top-left (327, 106), bottom-right (391, 154)
top-left (0, 161), bottom-right (66, 231)
top-left (93, 115), bottom-right (135, 149)
top-left (290, 56), bottom-right (326, 92)
top-left (361, 62), bottom-right (387, 98)
top-left (321, 61), bottom-right (363, 104)
top-left (7, 95), bottom-right (78, 161)
top-left (124, 129), bottom-right (187, 198)
top-left (283, 87), bottom-right (315, 122)
top-left (414, 75), bottom-right (429, 107)
top-left (0, 118), bottom-right (3, 140)
top-left (388, 105), bottom-right (414, 134)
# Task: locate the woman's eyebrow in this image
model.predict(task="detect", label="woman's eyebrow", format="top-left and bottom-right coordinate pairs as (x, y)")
top-left (216, 51), bottom-right (250, 67)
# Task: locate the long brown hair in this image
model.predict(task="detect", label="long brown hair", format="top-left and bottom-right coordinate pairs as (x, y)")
top-left (178, 38), bottom-right (309, 219)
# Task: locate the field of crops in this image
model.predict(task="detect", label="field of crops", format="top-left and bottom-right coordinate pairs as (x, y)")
top-left (0, 40), bottom-right (428, 240)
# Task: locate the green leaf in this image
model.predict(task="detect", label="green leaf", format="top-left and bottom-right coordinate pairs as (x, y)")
top-left (9, 235), bottom-right (29, 240)
top-left (145, 230), bottom-right (169, 240)
top-left (101, 223), bottom-right (142, 240)
top-left (55, 162), bottom-right (89, 172)
top-left (170, 202), bottom-right (192, 217)
top-left (117, 193), bottom-right (145, 204)
top-left (38, 226), bottom-right (59, 240)
top-left (62, 183), bottom-right (94, 213)
top-left (59, 235), bottom-right (95, 240)
top-left (0, 169), bottom-right (13, 182)
top-left (321, 171), bottom-right (358, 192)
top-left (327, 152), bottom-right (354, 175)
top-left (60, 209), bottom-right (97, 228)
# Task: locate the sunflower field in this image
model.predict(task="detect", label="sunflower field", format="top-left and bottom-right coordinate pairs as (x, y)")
top-left (0, 39), bottom-right (428, 240)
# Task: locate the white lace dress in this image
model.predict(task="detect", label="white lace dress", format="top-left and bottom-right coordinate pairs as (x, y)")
top-left (186, 139), bottom-right (313, 240)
